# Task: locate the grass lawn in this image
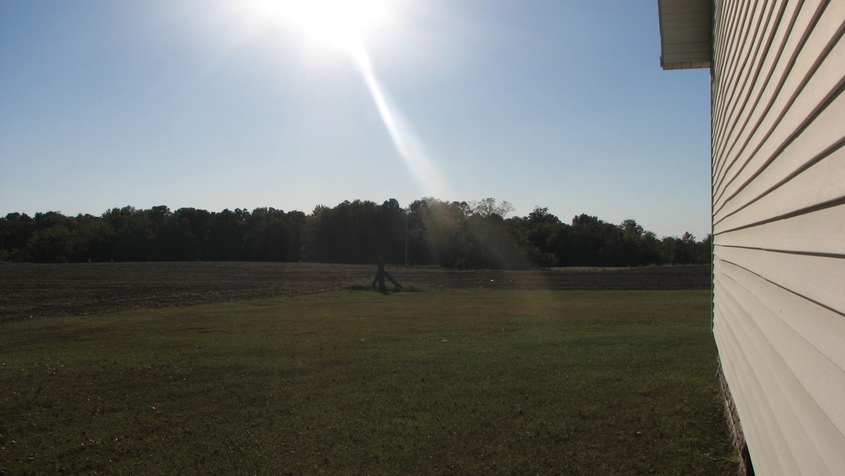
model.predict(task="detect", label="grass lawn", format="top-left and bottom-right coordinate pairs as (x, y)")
top-left (1, 290), bottom-right (736, 474)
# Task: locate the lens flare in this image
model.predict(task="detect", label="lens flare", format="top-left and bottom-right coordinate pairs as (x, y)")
top-left (243, 0), bottom-right (450, 197)
top-left (348, 41), bottom-right (451, 198)
top-left (259, 0), bottom-right (387, 50)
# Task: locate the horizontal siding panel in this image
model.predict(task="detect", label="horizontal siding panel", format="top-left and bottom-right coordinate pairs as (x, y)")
top-left (714, 145), bottom-right (845, 232)
top-left (714, 37), bottom-right (845, 218)
top-left (715, 202), bottom-right (845, 256)
top-left (712, 290), bottom-right (798, 475)
top-left (714, 245), bottom-right (845, 314)
top-left (720, 82), bottom-right (845, 218)
top-left (713, 276), bottom-right (807, 475)
top-left (711, 0), bottom-right (764, 159)
top-left (715, 262), bottom-right (845, 374)
top-left (712, 0), bottom-right (816, 191)
top-left (715, 265), bottom-right (844, 474)
top-left (713, 0), bottom-right (838, 206)
top-left (713, 0), bottom-right (802, 185)
top-left (718, 262), bottom-right (845, 425)
top-left (708, 0), bottom-right (729, 121)
top-left (707, 0), bottom-right (845, 473)
top-left (712, 0), bottom-right (828, 186)
top-left (710, 0), bottom-right (744, 128)
top-left (711, 0), bottom-right (776, 166)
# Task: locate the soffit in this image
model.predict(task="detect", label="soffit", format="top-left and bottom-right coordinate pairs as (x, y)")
top-left (658, 0), bottom-right (712, 70)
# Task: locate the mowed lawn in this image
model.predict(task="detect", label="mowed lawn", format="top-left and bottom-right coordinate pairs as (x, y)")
top-left (1, 290), bottom-right (737, 474)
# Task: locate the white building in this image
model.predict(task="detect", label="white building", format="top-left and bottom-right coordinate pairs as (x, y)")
top-left (658, 1), bottom-right (845, 474)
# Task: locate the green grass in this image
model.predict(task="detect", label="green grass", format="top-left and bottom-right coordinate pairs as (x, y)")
top-left (1, 290), bottom-right (736, 474)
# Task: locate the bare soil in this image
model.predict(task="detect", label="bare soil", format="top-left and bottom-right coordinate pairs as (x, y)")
top-left (0, 262), bottom-right (710, 322)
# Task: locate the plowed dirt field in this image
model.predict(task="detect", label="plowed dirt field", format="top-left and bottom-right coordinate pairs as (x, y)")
top-left (0, 262), bottom-right (710, 322)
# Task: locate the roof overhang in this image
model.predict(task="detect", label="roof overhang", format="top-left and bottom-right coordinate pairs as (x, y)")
top-left (658, 0), bottom-right (712, 70)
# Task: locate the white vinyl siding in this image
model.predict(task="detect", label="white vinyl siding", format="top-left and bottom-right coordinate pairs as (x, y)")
top-left (710, 0), bottom-right (845, 474)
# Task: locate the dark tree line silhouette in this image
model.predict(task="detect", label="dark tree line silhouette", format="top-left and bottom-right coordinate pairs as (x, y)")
top-left (0, 198), bottom-right (710, 268)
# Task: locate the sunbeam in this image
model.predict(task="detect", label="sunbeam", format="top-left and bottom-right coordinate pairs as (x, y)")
top-left (237, 0), bottom-right (452, 198)
top-left (349, 41), bottom-right (451, 198)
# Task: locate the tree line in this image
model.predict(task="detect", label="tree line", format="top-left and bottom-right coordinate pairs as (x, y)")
top-left (0, 198), bottom-right (710, 268)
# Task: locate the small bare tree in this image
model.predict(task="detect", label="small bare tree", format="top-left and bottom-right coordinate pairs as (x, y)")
top-left (470, 198), bottom-right (514, 218)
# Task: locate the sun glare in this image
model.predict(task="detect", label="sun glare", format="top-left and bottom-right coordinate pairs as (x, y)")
top-left (253, 0), bottom-right (387, 51)
top-left (243, 0), bottom-right (451, 198)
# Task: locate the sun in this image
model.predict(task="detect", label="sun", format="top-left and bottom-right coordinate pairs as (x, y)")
top-left (240, 0), bottom-right (448, 198)
top-left (251, 0), bottom-right (388, 52)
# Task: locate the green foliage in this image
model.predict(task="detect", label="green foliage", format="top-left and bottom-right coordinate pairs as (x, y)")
top-left (302, 199), bottom-right (404, 265)
top-left (0, 291), bottom-right (736, 474)
top-left (1, 198), bottom-right (712, 268)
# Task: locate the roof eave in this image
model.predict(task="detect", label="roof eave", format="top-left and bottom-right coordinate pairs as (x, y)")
top-left (658, 0), bottom-right (713, 70)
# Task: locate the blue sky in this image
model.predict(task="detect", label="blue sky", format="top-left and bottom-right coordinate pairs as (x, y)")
top-left (1, 0), bottom-right (711, 239)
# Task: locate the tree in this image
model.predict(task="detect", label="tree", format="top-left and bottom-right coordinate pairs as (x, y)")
top-left (471, 197), bottom-right (514, 218)
top-left (24, 225), bottom-right (72, 262)
top-left (243, 207), bottom-right (299, 261)
top-left (376, 199), bottom-right (407, 265)
top-left (408, 198), bottom-right (470, 267)
top-left (570, 214), bottom-right (607, 265)
top-left (519, 207), bottom-right (563, 267)
top-left (284, 211), bottom-right (306, 262)
top-left (619, 219), bottom-right (644, 236)
top-left (466, 212), bottom-right (529, 269)
top-left (302, 205), bottom-right (335, 263)
top-left (207, 209), bottom-right (247, 260)
top-left (694, 234), bottom-right (712, 264)
top-left (103, 206), bottom-right (154, 261)
top-left (168, 207), bottom-right (212, 261)
top-left (1, 199), bottom-right (713, 268)
top-left (70, 214), bottom-right (114, 262)
top-left (0, 213), bottom-right (36, 261)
